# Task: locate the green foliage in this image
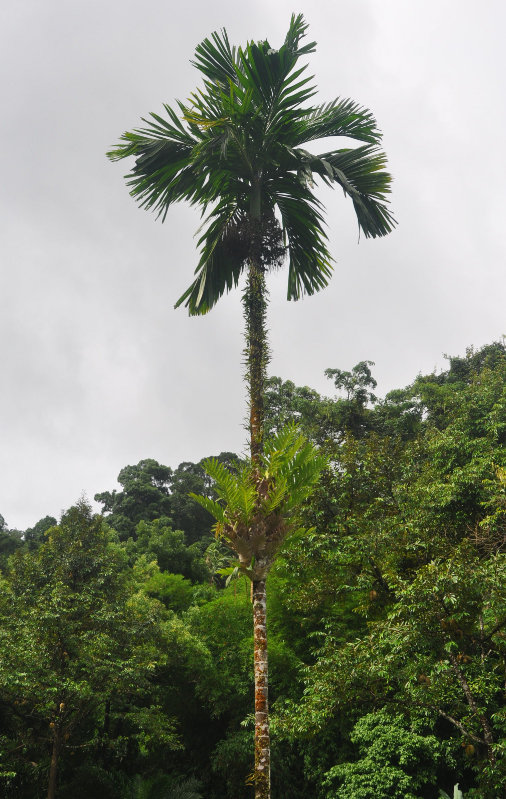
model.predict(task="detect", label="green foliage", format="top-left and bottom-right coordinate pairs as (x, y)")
top-left (211, 727), bottom-right (254, 798)
top-left (144, 569), bottom-right (196, 612)
top-left (95, 454), bottom-right (241, 545)
top-left (264, 376), bottom-right (327, 441)
top-left (124, 705), bottom-right (181, 756)
top-left (61, 765), bottom-right (131, 799)
top-left (127, 519), bottom-right (209, 583)
top-left (325, 361), bottom-right (377, 405)
top-left (0, 501), bottom-right (181, 797)
top-left (129, 774), bottom-right (202, 799)
top-left (324, 361), bottom-right (377, 437)
top-left (23, 514), bottom-right (57, 549)
top-left (95, 458), bottom-right (173, 539)
top-left (399, 356), bottom-right (506, 549)
top-left (184, 587), bottom-right (253, 710)
top-left (0, 526), bottom-right (23, 569)
top-left (191, 423), bottom-right (327, 574)
top-left (2, 342), bottom-right (505, 797)
top-left (324, 709), bottom-right (445, 798)
top-left (275, 344), bottom-right (506, 798)
top-left (264, 361), bottom-right (395, 444)
top-left (288, 545), bottom-right (505, 795)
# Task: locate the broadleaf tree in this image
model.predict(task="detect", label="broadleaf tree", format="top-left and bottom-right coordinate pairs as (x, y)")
top-left (0, 501), bottom-right (180, 799)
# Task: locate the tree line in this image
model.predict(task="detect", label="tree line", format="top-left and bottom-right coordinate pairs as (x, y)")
top-left (1, 341), bottom-right (504, 798)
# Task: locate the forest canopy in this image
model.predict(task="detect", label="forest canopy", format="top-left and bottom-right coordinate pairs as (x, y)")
top-left (1, 341), bottom-right (505, 798)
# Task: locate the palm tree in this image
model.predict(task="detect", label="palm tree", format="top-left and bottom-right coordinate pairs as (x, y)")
top-left (108, 15), bottom-right (395, 798)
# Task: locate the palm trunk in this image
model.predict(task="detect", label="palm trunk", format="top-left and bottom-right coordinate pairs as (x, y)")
top-left (244, 181), bottom-right (273, 798)
top-left (244, 205), bottom-right (271, 796)
top-left (253, 576), bottom-right (270, 799)
top-left (244, 261), bottom-right (268, 466)
top-left (245, 263), bottom-right (271, 798)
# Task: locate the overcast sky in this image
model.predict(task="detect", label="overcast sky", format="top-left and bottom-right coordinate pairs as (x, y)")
top-left (1, 1), bottom-right (505, 530)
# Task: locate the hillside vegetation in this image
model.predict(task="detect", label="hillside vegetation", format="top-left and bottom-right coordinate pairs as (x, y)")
top-left (1, 342), bottom-right (505, 798)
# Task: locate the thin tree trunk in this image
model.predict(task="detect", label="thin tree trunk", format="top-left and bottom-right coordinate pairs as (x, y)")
top-left (47, 725), bottom-right (62, 799)
top-left (246, 188), bottom-right (272, 798)
top-left (245, 264), bottom-right (271, 798)
top-left (253, 576), bottom-right (270, 799)
top-left (244, 260), bottom-right (268, 467)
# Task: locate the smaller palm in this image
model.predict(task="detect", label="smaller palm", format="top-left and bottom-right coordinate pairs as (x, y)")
top-left (191, 423), bottom-right (326, 578)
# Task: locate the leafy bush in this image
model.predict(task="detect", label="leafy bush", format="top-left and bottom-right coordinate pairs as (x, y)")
top-left (324, 709), bottom-right (444, 799)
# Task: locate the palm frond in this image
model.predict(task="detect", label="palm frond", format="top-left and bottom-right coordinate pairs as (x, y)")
top-left (107, 119), bottom-right (203, 221)
top-left (190, 424), bottom-right (325, 561)
top-left (189, 493), bottom-right (226, 525)
top-left (323, 146), bottom-right (396, 237)
top-left (199, 457), bottom-right (239, 502)
top-left (200, 458), bottom-right (257, 520)
top-left (289, 145), bottom-right (396, 239)
top-left (260, 478), bottom-right (288, 516)
top-left (261, 423), bottom-right (327, 512)
top-left (296, 98), bottom-right (383, 145)
top-left (270, 174), bottom-right (333, 300)
top-left (283, 13), bottom-right (315, 57)
top-left (175, 201), bottom-right (248, 315)
top-left (191, 28), bottom-right (238, 86)
top-left (263, 423), bottom-right (327, 504)
top-left (263, 422), bottom-right (306, 470)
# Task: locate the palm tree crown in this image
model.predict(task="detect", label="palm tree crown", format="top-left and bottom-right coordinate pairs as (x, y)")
top-left (107, 13), bottom-right (395, 315)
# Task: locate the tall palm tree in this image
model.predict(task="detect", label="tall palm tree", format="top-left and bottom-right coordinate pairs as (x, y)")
top-left (108, 15), bottom-right (395, 798)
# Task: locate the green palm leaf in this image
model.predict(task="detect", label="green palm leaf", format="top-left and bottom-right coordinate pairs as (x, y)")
top-left (296, 98), bottom-right (382, 144)
top-left (188, 493), bottom-right (226, 526)
top-left (191, 424), bottom-right (327, 564)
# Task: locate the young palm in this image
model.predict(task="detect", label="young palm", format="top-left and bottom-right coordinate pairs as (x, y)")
top-left (192, 423), bottom-right (327, 577)
top-left (108, 14), bottom-right (395, 798)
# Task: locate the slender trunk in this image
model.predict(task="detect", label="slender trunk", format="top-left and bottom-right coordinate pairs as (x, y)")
top-left (47, 725), bottom-right (62, 799)
top-left (246, 184), bottom-right (271, 798)
top-left (253, 576), bottom-right (270, 799)
top-left (244, 261), bottom-right (268, 466)
top-left (245, 264), bottom-right (271, 798)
